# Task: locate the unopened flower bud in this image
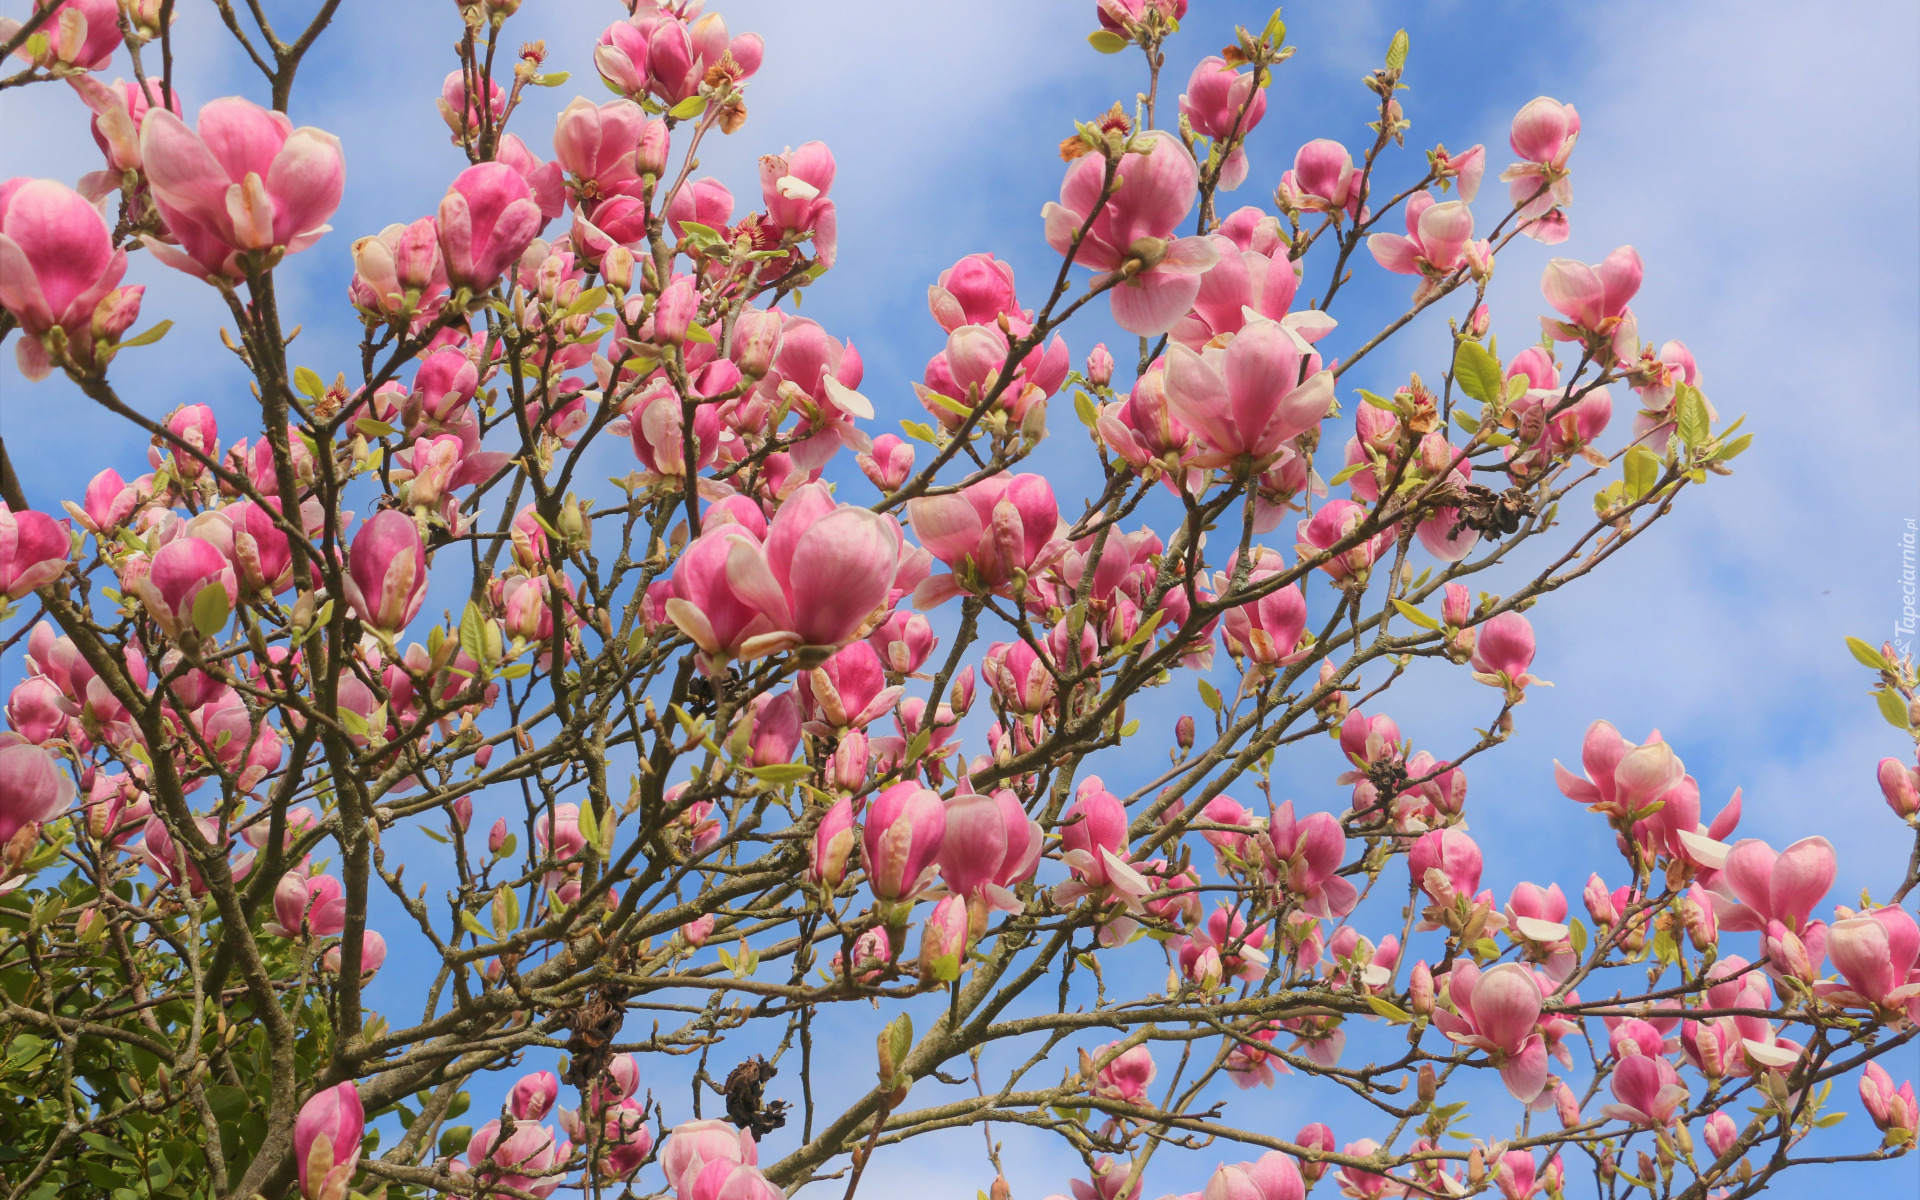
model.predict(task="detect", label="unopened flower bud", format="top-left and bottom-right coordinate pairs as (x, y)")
top-left (653, 277), bottom-right (696, 347)
top-left (488, 817), bottom-right (510, 855)
top-left (1174, 714), bottom-right (1194, 752)
top-left (1880, 757), bottom-right (1920, 818)
top-left (1086, 342), bottom-right (1114, 388)
top-left (1417, 1063), bottom-right (1437, 1107)
top-left (1466, 303), bottom-right (1490, 338)
top-left (1409, 959), bottom-right (1434, 1016)
top-left (603, 245), bottom-right (634, 290)
top-left (634, 118), bottom-right (671, 179)
top-left (450, 795), bottom-right (473, 832)
top-left (92, 286), bottom-right (145, 342)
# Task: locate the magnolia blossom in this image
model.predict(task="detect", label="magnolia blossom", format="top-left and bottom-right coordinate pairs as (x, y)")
top-left (1163, 316), bottom-right (1333, 467)
top-left (1043, 129), bottom-right (1220, 335)
top-left (1178, 56), bottom-right (1266, 190)
top-left (908, 473), bottom-right (1065, 608)
top-left (139, 97), bottom-right (344, 279)
top-left (293, 1082), bottom-right (363, 1200)
top-left (0, 177), bottom-right (138, 379)
top-left (1434, 960), bottom-right (1551, 1102)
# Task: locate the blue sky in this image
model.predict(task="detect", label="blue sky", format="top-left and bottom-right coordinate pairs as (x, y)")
top-left (4, 1), bottom-right (1918, 1196)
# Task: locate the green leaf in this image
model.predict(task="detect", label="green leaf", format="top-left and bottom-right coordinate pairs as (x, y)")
top-left (1623, 445), bottom-right (1660, 500)
top-left (1505, 374), bottom-right (1529, 405)
top-left (1392, 599), bottom-right (1440, 631)
top-left (683, 321), bottom-right (716, 345)
top-left (1073, 390), bottom-right (1099, 429)
top-left (190, 584), bottom-right (231, 638)
top-left (1087, 30), bottom-right (1130, 54)
top-left (459, 602), bottom-right (489, 666)
top-left (1568, 915), bottom-right (1589, 957)
top-left (1877, 688), bottom-right (1913, 731)
top-left (668, 95), bottom-right (708, 120)
top-left (1710, 432), bottom-right (1753, 462)
top-left (1197, 678), bottom-right (1222, 713)
top-left (1452, 340), bottom-right (1503, 404)
top-left (118, 319), bottom-right (173, 349)
top-left (678, 221), bottom-right (723, 245)
top-left (900, 419), bottom-right (939, 444)
top-left (1675, 385), bottom-right (1710, 448)
top-left (1385, 29), bottom-right (1409, 71)
top-left (1452, 408), bottom-right (1481, 434)
top-left (1845, 637), bottom-right (1891, 671)
top-left (458, 911), bottom-right (490, 940)
top-left (293, 366), bottom-right (325, 399)
top-left (354, 418), bottom-right (396, 439)
top-left (336, 707), bottom-right (368, 737)
top-left (1328, 461), bottom-right (1369, 486)
top-left (746, 763), bottom-right (815, 785)
top-left (1261, 10), bottom-right (1287, 45)
top-left (419, 826), bottom-right (450, 844)
top-left (1367, 995), bottom-right (1412, 1024)
top-left (438, 1126), bottom-right (473, 1157)
top-left (565, 286), bottom-right (608, 318)
top-left (535, 70), bottom-right (571, 87)
top-left (1357, 388), bottom-right (1396, 411)
top-left (575, 802), bottom-right (601, 852)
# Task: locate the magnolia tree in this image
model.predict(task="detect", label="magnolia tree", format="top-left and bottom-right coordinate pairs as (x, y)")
top-left (2, 1), bottom-right (1918, 1199)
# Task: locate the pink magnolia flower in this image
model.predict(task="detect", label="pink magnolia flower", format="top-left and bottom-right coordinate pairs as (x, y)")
top-left (0, 741), bottom-right (76, 849)
top-left (1878, 757), bottom-right (1920, 819)
top-left (293, 1082), bottom-right (363, 1200)
top-left (760, 140), bottom-right (836, 242)
top-left (1163, 315), bottom-right (1333, 466)
top-left (1088, 1041), bottom-right (1156, 1104)
top-left (0, 178), bottom-right (134, 379)
top-left (1179, 56), bottom-right (1267, 190)
top-left (1501, 97), bottom-right (1578, 243)
top-left (918, 893), bottom-right (969, 981)
top-left (1043, 129), bottom-right (1220, 335)
top-left (1599, 1052), bottom-right (1688, 1127)
top-left (1367, 192), bottom-right (1481, 284)
top-left (1332, 1139), bottom-right (1396, 1200)
top-left (1540, 246), bottom-right (1642, 340)
top-left (438, 162), bottom-right (543, 290)
top-left (863, 781), bottom-right (946, 904)
top-left (661, 1118), bottom-right (758, 1195)
top-left (0, 505), bottom-right (71, 599)
top-left (2, 0), bottom-right (121, 71)
top-left (796, 642), bottom-right (900, 733)
top-left (1168, 237), bottom-right (1333, 350)
top-left (1180, 905), bottom-right (1270, 984)
top-left (509, 1071), bottom-right (560, 1122)
top-left (68, 467), bottom-right (148, 533)
top-left (681, 1161), bottom-right (783, 1200)
top-left (133, 536), bottom-right (235, 641)
top-left (321, 930), bottom-right (387, 978)
top-left (1295, 499), bottom-right (1392, 584)
top-left (1260, 800), bottom-right (1358, 919)
top-left (1470, 611), bottom-right (1546, 698)
top-left (867, 609), bottom-right (936, 674)
top-left (1216, 560), bottom-right (1308, 667)
top-left (857, 434), bottom-right (915, 495)
top-left (461, 1119), bottom-right (569, 1198)
top-left (938, 789), bottom-right (1042, 913)
top-left (1434, 959), bottom-right (1551, 1102)
top-left (908, 473), bottom-right (1065, 608)
top-left (1285, 140), bottom-right (1362, 216)
top-left (927, 251), bottom-right (1028, 332)
top-left (342, 511), bottom-right (428, 637)
top-left (552, 96), bottom-right (651, 196)
top-left (1410, 827), bottom-right (1482, 904)
top-left (1068, 1156), bottom-right (1145, 1200)
top-left (1817, 906), bottom-right (1920, 1017)
top-left (6, 677), bottom-right (70, 744)
top-left (266, 871), bottom-right (346, 939)
top-left (1861, 1062), bottom-right (1919, 1142)
top-left (1707, 836), bottom-right (1836, 934)
top-left (138, 97), bottom-right (344, 279)
top-left (1055, 777), bottom-right (1152, 910)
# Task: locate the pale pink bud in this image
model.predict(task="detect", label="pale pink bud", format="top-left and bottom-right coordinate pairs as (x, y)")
top-left (133, 536), bottom-right (234, 640)
top-left (918, 893), bottom-right (969, 981)
top-left (1409, 959), bottom-right (1434, 1016)
top-left (1878, 757), bottom-right (1920, 819)
top-left (1703, 1111), bottom-right (1738, 1159)
top-left (682, 913), bottom-right (715, 946)
top-left (1088, 1041), bottom-right (1156, 1105)
top-left (1861, 1061), bottom-right (1919, 1139)
top-left (1509, 97), bottom-right (1580, 167)
top-left (1295, 1123), bottom-right (1335, 1184)
top-left (653, 275), bottom-right (696, 346)
top-left (809, 798), bottom-right (857, 889)
top-left (730, 306), bottom-right (782, 379)
top-left (1086, 342), bottom-right (1114, 388)
top-left (488, 817), bottom-right (510, 855)
top-left (1441, 583), bottom-right (1472, 627)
